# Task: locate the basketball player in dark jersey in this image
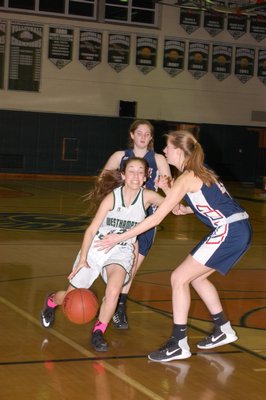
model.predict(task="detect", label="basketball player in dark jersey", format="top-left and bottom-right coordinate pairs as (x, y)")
top-left (102, 119), bottom-right (171, 329)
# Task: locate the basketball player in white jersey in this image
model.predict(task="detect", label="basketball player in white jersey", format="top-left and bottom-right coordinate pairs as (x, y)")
top-left (41, 157), bottom-right (166, 352)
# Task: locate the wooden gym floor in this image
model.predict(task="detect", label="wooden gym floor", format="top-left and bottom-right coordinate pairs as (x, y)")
top-left (0, 177), bottom-right (265, 400)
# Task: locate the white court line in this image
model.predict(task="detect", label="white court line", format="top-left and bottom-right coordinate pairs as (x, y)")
top-left (0, 296), bottom-right (164, 400)
top-left (253, 368), bottom-right (266, 372)
top-left (131, 311), bottom-right (155, 314)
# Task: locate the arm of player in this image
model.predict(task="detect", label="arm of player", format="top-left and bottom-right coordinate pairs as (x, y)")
top-left (68, 194), bottom-right (113, 280)
top-left (95, 173), bottom-right (190, 252)
top-left (101, 150), bottom-right (124, 172)
top-left (172, 203), bottom-right (194, 215)
top-left (155, 153), bottom-right (172, 179)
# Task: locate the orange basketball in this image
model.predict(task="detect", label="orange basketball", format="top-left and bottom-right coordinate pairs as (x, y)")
top-left (62, 288), bottom-right (99, 324)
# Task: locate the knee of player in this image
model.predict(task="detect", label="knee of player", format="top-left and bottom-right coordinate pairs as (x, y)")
top-left (170, 270), bottom-right (189, 288)
top-left (105, 286), bottom-right (121, 303)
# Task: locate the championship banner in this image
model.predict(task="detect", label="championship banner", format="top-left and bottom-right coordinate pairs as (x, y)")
top-left (0, 21), bottom-right (6, 89)
top-left (9, 22), bottom-right (42, 92)
top-left (136, 36), bottom-right (157, 75)
top-left (235, 47), bottom-right (255, 84)
top-left (257, 49), bottom-right (266, 85)
top-left (212, 44), bottom-right (232, 81)
top-left (48, 26), bottom-right (73, 69)
top-left (227, 1), bottom-right (247, 39)
top-left (180, 8), bottom-right (201, 34)
top-left (188, 42), bottom-right (209, 80)
top-left (203, 1), bottom-right (224, 37)
top-left (163, 38), bottom-right (185, 77)
top-left (250, 16), bottom-right (266, 42)
top-left (79, 30), bottom-right (102, 70)
top-left (108, 33), bottom-right (130, 72)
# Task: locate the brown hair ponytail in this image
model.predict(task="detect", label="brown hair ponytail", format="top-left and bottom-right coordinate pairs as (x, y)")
top-left (167, 131), bottom-right (218, 186)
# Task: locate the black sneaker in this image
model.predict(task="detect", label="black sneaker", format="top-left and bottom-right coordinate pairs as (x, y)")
top-left (197, 322), bottom-right (238, 350)
top-left (91, 330), bottom-right (108, 352)
top-left (40, 293), bottom-right (56, 328)
top-left (148, 337), bottom-right (191, 362)
top-left (112, 309), bottom-right (128, 330)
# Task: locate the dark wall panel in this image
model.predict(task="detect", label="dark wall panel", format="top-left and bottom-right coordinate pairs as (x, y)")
top-left (0, 110), bottom-right (133, 175)
top-left (199, 124), bottom-right (259, 183)
top-left (0, 110), bottom-right (260, 183)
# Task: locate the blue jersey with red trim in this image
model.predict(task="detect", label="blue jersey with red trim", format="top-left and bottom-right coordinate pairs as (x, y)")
top-left (184, 181), bottom-right (245, 229)
top-left (120, 149), bottom-right (158, 191)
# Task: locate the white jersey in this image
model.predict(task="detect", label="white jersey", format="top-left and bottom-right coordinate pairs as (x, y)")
top-left (95, 186), bottom-right (146, 246)
top-left (70, 185), bottom-right (147, 288)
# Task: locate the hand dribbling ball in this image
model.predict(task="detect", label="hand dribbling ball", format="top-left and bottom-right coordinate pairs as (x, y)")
top-left (63, 288), bottom-right (99, 324)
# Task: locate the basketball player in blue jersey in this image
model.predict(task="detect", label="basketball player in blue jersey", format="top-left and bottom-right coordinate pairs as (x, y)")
top-left (96, 130), bottom-right (252, 362)
top-left (40, 157), bottom-right (165, 352)
top-left (102, 119), bottom-right (171, 329)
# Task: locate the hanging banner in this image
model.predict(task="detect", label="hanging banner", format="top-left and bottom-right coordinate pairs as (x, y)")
top-left (227, 1), bottom-right (247, 39)
top-left (235, 47), bottom-right (255, 84)
top-left (136, 36), bottom-right (157, 75)
top-left (212, 44), bottom-right (232, 81)
top-left (188, 42), bottom-right (209, 80)
top-left (203, 1), bottom-right (224, 37)
top-left (0, 21), bottom-right (6, 89)
top-left (79, 30), bottom-right (102, 70)
top-left (108, 33), bottom-right (130, 72)
top-left (257, 49), bottom-right (266, 85)
top-left (180, 8), bottom-right (201, 34)
top-left (48, 26), bottom-right (73, 69)
top-left (163, 38), bottom-right (185, 77)
top-left (9, 22), bottom-right (42, 92)
top-left (250, 16), bottom-right (266, 42)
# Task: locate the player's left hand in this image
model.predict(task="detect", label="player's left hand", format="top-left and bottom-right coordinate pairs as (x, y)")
top-left (68, 260), bottom-right (89, 280)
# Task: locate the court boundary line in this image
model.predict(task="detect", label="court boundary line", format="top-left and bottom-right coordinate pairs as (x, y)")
top-left (0, 296), bottom-right (164, 400)
top-left (127, 298), bottom-right (266, 361)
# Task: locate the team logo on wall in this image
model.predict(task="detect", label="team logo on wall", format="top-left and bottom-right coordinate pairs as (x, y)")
top-left (163, 38), bottom-right (185, 77)
top-left (48, 26), bottom-right (73, 69)
top-left (250, 15), bottom-right (266, 42)
top-left (180, 7), bottom-right (201, 34)
top-left (108, 33), bottom-right (130, 72)
top-left (0, 21), bottom-right (6, 89)
top-left (257, 49), bottom-right (266, 85)
top-left (79, 30), bottom-right (102, 70)
top-left (136, 36), bottom-right (157, 75)
top-left (235, 47), bottom-right (255, 84)
top-left (212, 44), bottom-right (232, 81)
top-left (227, 1), bottom-right (247, 39)
top-left (188, 42), bottom-right (209, 79)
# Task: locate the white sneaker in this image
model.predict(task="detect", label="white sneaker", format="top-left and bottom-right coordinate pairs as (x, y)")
top-left (197, 322), bottom-right (238, 349)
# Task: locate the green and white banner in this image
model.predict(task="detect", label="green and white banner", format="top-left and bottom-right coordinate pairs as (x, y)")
top-left (212, 44), bottom-right (232, 81)
top-left (0, 21), bottom-right (6, 89)
top-left (79, 29), bottom-right (102, 70)
top-left (188, 42), bottom-right (209, 80)
top-left (108, 33), bottom-right (130, 72)
top-left (257, 49), bottom-right (266, 85)
top-left (9, 22), bottom-right (42, 91)
top-left (235, 47), bottom-right (255, 84)
top-left (48, 26), bottom-right (73, 69)
top-left (136, 36), bottom-right (157, 75)
top-left (227, 1), bottom-right (247, 39)
top-left (180, 8), bottom-right (201, 34)
top-left (203, 1), bottom-right (224, 37)
top-left (163, 38), bottom-right (185, 77)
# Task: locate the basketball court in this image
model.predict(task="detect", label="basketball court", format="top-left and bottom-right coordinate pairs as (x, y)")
top-left (0, 177), bottom-right (265, 399)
